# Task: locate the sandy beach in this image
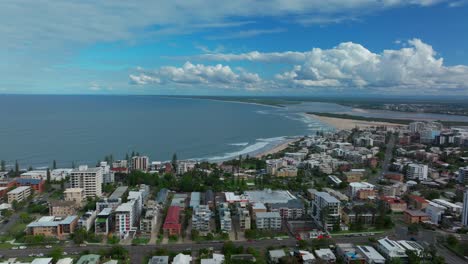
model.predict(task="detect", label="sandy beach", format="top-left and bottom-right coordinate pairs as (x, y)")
top-left (255, 138), bottom-right (301, 158)
top-left (307, 113), bottom-right (405, 130)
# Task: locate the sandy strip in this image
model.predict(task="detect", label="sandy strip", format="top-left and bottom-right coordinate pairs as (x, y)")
top-left (255, 138), bottom-right (301, 158)
top-left (307, 114), bottom-right (404, 130)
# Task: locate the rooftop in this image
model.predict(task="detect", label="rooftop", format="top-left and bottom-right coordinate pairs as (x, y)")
top-left (8, 186), bottom-right (30, 194)
top-left (109, 186), bottom-right (128, 199)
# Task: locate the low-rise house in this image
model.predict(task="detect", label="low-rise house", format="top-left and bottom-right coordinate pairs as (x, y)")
top-left (148, 256), bottom-right (169, 264)
top-left (269, 249), bottom-right (286, 264)
top-left (377, 237), bottom-right (407, 259)
top-left (356, 245), bottom-right (385, 264)
top-left (336, 243), bottom-right (365, 264)
top-left (76, 254), bottom-right (100, 264)
top-left (314, 248), bottom-right (336, 263)
top-left (200, 253), bottom-right (224, 264)
top-left (64, 188), bottom-right (85, 208)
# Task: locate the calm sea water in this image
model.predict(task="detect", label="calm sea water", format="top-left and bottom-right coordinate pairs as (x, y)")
top-left (0, 95), bottom-right (326, 168)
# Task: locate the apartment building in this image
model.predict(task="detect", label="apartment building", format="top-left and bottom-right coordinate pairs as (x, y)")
top-left (269, 199), bottom-right (304, 219)
top-left (7, 186), bottom-right (31, 204)
top-left (78, 210), bottom-right (97, 231)
top-left (218, 203), bottom-right (232, 232)
top-left (192, 205), bottom-right (211, 232)
top-left (255, 212), bottom-right (281, 230)
top-left (115, 200), bottom-right (136, 239)
top-left (140, 208), bottom-right (158, 233)
top-left (95, 208), bottom-right (113, 235)
top-left (406, 164), bottom-right (428, 181)
top-left (163, 206), bottom-right (182, 236)
top-left (238, 208), bottom-right (251, 230)
top-left (49, 201), bottom-right (77, 217)
top-left (64, 188), bottom-right (85, 207)
top-left (131, 156), bottom-right (149, 171)
top-left (70, 166), bottom-right (103, 198)
top-left (309, 190), bottom-right (341, 230)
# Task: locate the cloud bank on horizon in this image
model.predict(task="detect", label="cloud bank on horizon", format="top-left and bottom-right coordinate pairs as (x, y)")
top-left (2, 0), bottom-right (468, 95)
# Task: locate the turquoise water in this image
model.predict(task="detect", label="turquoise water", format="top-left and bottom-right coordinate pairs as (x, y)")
top-left (0, 95), bottom-right (325, 168)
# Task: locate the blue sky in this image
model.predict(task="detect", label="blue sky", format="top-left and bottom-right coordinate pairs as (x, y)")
top-left (2, 1), bottom-right (468, 96)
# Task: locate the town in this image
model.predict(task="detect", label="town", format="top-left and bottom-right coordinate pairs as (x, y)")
top-left (0, 121), bottom-right (468, 264)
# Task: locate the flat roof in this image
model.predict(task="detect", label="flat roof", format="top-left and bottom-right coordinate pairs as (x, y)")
top-left (31, 258), bottom-right (53, 264)
top-left (27, 216), bottom-right (77, 228)
top-left (8, 186), bottom-right (31, 194)
top-left (109, 186), bottom-right (128, 199)
top-left (256, 212), bottom-right (281, 218)
top-left (244, 190), bottom-right (296, 204)
top-left (357, 246), bottom-right (386, 262)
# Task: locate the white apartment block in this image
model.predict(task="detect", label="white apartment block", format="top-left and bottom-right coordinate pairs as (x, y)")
top-left (140, 208), bottom-right (158, 233)
top-left (256, 212), bottom-right (281, 230)
top-left (238, 208), bottom-right (251, 230)
top-left (70, 165), bottom-right (103, 198)
top-left (310, 190), bottom-right (341, 230)
top-left (406, 163), bottom-right (428, 181)
top-left (218, 203), bottom-right (232, 232)
top-left (192, 205), bottom-right (211, 232)
top-left (8, 186), bottom-right (31, 204)
top-left (78, 210), bottom-right (97, 231)
top-left (115, 200), bottom-right (136, 239)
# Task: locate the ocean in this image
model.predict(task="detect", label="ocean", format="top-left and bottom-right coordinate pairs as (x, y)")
top-left (0, 95), bottom-right (327, 168)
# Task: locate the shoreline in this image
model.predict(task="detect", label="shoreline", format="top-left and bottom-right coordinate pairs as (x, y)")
top-left (307, 113), bottom-right (405, 130)
top-left (254, 137), bottom-right (301, 158)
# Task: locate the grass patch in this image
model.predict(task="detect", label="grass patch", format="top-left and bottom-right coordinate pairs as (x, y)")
top-left (132, 237), bottom-right (150, 245)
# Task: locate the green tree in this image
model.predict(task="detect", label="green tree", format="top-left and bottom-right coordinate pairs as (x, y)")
top-left (52, 160), bottom-right (57, 170)
top-left (48, 247), bottom-right (63, 262)
top-left (46, 168), bottom-right (51, 183)
top-left (15, 160), bottom-right (19, 176)
top-left (447, 234), bottom-right (459, 247)
top-left (406, 250), bottom-right (420, 264)
top-left (171, 153), bottom-right (178, 173)
top-left (72, 228), bottom-right (87, 244)
top-left (1, 160), bottom-right (5, 171)
top-left (108, 245), bottom-right (129, 260)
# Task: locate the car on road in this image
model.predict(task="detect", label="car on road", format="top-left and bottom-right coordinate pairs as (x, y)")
top-left (19, 246), bottom-right (27, 249)
top-left (45, 245), bottom-right (52, 248)
top-left (11, 247), bottom-right (18, 250)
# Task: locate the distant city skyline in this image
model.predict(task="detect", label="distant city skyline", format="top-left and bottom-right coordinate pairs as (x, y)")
top-left (2, 1), bottom-right (468, 95)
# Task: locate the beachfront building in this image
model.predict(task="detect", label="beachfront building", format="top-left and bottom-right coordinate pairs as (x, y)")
top-left (7, 186), bottom-right (31, 204)
top-left (70, 165), bottom-right (103, 198)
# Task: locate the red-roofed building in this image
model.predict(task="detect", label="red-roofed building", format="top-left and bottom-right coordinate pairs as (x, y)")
top-left (384, 173), bottom-right (404, 182)
top-left (408, 195), bottom-right (429, 210)
top-left (381, 196), bottom-right (407, 212)
top-left (163, 206), bottom-right (181, 236)
top-left (404, 210), bottom-right (430, 224)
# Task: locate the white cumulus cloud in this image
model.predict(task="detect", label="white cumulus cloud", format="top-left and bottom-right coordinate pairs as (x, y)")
top-left (130, 62), bottom-right (262, 89)
top-left (191, 39), bottom-right (468, 92)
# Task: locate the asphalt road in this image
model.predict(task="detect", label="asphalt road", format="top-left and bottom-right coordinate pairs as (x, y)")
top-left (0, 239), bottom-right (297, 263)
